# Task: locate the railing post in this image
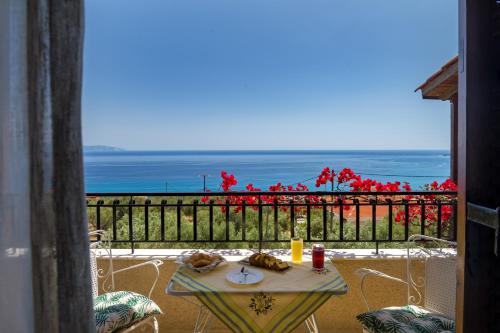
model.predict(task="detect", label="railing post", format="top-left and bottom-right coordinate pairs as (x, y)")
top-left (258, 197), bottom-right (263, 252)
top-left (322, 199), bottom-right (327, 241)
top-left (403, 199), bottom-right (409, 241)
top-left (242, 200), bottom-right (247, 241)
top-left (209, 200), bottom-right (214, 242)
top-left (306, 199), bottom-right (311, 242)
top-left (354, 199), bottom-right (360, 241)
top-left (225, 200), bottom-right (230, 241)
top-left (95, 200), bottom-right (104, 236)
top-left (387, 198), bottom-right (393, 241)
top-left (370, 199), bottom-right (376, 241)
top-left (273, 199), bottom-right (279, 241)
top-left (437, 199), bottom-right (442, 239)
top-left (96, 200), bottom-right (103, 237)
top-left (144, 199), bottom-right (151, 241)
top-left (128, 199), bottom-right (134, 253)
top-left (193, 200), bottom-right (198, 241)
top-left (160, 199), bottom-right (166, 241)
top-left (338, 198), bottom-right (344, 241)
top-left (290, 199), bottom-right (295, 239)
top-left (420, 199), bottom-right (426, 235)
top-left (177, 199), bottom-right (182, 241)
top-left (112, 199), bottom-right (119, 241)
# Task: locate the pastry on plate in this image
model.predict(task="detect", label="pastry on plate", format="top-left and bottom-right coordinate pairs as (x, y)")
top-left (182, 252), bottom-right (225, 271)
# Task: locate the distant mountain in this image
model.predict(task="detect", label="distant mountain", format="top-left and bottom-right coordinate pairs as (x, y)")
top-left (84, 145), bottom-right (125, 152)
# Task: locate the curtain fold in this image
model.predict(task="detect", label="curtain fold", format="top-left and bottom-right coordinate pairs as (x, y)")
top-left (28, 0), bottom-right (94, 332)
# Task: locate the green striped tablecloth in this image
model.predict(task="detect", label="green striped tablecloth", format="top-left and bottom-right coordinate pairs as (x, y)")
top-left (168, 261), bottom-right (348, 333)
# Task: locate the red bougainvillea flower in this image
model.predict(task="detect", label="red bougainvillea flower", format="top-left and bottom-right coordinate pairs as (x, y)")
top-left (394, 178), bottom-right (457, 227)
top-left (429, 181), bottom-right (439, 190)
top-left (439, 178), bottom-right (457, 191)
top-left (379, 181), bottom-right (401, 192)
top-left (315, 167), bottom-right (335, 187)
top-left (201, 189), bottom-right (211, 203)
top-left (350, 178), bottom-right (377, 192)
top-left (337, 168), bottom-right (357, 184)
top-left (208, 168), bottom-right (457, 227)
top-left (295, 183), bottom-right (309, 191)
top-left (221, 171), bottom-right (237, 191)
top-left (245, 183), bottom-right (261, 192)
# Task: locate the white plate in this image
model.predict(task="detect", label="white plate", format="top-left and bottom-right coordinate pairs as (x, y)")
top-left (225, 268), bottom-right (264, 285)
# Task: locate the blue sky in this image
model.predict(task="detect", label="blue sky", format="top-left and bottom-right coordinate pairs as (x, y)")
top-left (82, 0), bottom-right (458, 150)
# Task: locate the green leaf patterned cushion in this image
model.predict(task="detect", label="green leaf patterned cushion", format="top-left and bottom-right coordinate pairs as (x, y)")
top-left (357, 305), bottom-right (455, 333)
top-left (94, 291), bottom-right (162, 333)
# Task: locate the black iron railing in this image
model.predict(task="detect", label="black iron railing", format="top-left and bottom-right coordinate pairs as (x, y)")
top-left (86, 191), bottom-right (457, 253)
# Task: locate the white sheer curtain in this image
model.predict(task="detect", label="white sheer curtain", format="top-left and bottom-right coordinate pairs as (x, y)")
top-left (0, 1), bottom-right (34, 332)
top-left (0, 0), bottom-right (94, 331)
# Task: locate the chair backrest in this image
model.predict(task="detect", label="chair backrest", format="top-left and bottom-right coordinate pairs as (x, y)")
top-left (89, 245), bottom-right (99, 297)
top-left (406, 235), bottom-right (457, 319)
top-left (89, 230), bottom-right (114, 297)
top-left (424, 255), bottom-right (456, 319)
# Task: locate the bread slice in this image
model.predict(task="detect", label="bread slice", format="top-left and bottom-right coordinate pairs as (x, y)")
top-left (248, 253), bottom-right (289, 272)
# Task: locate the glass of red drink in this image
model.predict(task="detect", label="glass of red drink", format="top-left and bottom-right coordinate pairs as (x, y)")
top-left (312, 244), bottom-right (325, 271)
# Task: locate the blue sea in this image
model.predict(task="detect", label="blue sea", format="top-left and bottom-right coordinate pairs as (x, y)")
top-left (83, 150), bottom-right (451, 193)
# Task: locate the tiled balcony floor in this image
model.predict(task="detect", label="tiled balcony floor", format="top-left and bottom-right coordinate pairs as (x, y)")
top-left (96, 249), bottom-right (420, 333)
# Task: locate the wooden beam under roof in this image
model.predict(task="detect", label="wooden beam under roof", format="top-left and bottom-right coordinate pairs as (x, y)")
top-left (416, 56), bottom-right (458, 101)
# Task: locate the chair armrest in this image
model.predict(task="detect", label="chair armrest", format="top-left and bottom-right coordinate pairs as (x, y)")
top-left (112, 259), bottom-right (164, 298)
top-left (407, 234), bottom-right (457, 247)
top-left (355, 268), bottom-right (408, 311)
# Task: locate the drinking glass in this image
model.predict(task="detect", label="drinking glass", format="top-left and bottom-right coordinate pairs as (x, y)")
top-left (291, 237), bottom-right (303, 264)
top-left (312, 243), bottom-right (325, 270)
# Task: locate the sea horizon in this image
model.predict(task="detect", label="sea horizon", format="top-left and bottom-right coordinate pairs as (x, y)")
top-left (84, 149), bottom-right (451, 193)
top-left (85, 147), bottom-right (450, 152)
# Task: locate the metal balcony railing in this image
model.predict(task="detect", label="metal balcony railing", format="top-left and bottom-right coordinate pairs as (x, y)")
top-left (86, 191), bottom-right (457, 253)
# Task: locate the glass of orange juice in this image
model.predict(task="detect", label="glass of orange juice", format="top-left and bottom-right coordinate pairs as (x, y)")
top-left (291, 237), bottom-right (303, 264)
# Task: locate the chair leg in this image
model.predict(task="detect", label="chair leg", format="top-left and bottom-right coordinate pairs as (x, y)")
top-left (151, 317), bottom-right (159, 333)
top-left (194, 305), bottom-right (213, 333)
top-left (141, 316), bottom-right (159, 333)
top-left (304, 314), bottom-right (319, 333)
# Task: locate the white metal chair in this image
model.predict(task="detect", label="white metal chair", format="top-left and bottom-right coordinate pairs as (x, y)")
top-left (356, 235), bottom-right (457, 333)
top-left (90, 230), bottom-right (164, 333)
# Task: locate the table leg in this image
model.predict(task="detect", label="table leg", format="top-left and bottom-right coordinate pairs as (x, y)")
top-left (194, 304), bottom-right (213, 333)
top-left (304, 313), bottom-right (319, 333)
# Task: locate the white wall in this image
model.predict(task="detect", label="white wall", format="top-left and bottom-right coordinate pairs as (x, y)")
top-left (0, 1), bottom-right (34, 332)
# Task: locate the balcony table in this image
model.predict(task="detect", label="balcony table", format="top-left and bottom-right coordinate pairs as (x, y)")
top-left (166, 259), bottom-right (348, 333)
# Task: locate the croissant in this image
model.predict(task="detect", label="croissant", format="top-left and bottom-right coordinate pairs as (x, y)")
top-left (249, 253), bottom-right (289, 272)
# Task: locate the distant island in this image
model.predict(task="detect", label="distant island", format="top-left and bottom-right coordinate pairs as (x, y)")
top-left (83, 145), bottom-right (125, 152)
